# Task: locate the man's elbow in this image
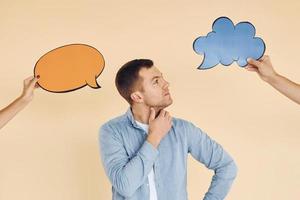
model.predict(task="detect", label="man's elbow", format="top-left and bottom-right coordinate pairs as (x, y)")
top-left (112, 177), bottom-right (136, 198)
top-left (216, 159), bottom-right (238, 180)
top-left (228, 160), bottom-right (238, 179)
top-left (117, 188), bottom-right (135, 198)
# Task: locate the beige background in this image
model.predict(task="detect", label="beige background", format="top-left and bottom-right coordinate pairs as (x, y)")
top-left (1, 0), bottom-right (300, 199)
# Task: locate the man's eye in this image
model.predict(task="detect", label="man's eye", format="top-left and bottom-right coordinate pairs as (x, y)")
top-left (154, 79), bottom-right (159, 84)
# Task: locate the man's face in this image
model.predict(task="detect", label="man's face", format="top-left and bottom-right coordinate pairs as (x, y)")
top-left (136, 66), bottom-right (173, 109)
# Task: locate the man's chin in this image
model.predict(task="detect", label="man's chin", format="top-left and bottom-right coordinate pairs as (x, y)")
top-left (148, 98), bottom-right (173, 109)
top-left (168, 98), bottom-right (173, 106)
top-left (162, 98), bottom-right (173, 108)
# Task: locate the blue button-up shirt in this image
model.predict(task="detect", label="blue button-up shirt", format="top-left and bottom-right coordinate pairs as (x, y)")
top-left (99, 108), bottom-right (237, 200)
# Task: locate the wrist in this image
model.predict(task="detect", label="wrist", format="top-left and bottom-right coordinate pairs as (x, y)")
top-left (265, 72), bottom-right (280, 84)
top-left (18, 94), bottom-right (32, 104)
top-left (147, 133), bottom-right (161, 148)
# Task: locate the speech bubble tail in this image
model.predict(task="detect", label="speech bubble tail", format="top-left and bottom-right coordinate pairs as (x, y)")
top-left (197, 65), bottom-right (214, 70)
top-left (87, 78), bottom-right (101, 89)
top-left (197, 65), bottom-right (204, 70)
top-left (197, 56), bottom-right (219, 70)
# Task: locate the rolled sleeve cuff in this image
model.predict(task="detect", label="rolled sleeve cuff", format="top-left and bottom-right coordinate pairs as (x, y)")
top-left (138, 141), bottom-right (159, 162)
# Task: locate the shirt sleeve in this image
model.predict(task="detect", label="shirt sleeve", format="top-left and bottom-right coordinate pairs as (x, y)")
top-left (185, 121), bottom-right (238, 200)
top-left (99, 123), bottom-right (158, 198)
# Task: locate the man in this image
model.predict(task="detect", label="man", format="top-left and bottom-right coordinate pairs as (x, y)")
top-left (99, 59), bottom-right (237, 200)
top-left (246, 55), bottom-right (300, 104)
top-left (0, 76), bottom-right (39, 130)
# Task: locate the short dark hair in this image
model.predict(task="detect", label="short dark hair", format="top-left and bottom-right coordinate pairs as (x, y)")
top-left (115, 59), bottom-right (154, 104)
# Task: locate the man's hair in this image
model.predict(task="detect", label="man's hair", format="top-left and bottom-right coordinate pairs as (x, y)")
top-left (115, 59), bottom-right (153, 104)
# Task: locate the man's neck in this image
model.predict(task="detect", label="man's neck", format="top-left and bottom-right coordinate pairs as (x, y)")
top-left (131, 105), bottom-right (161, 124)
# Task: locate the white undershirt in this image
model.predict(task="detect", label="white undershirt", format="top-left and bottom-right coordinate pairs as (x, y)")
top-left (135, 120), bottom-right (158, 200)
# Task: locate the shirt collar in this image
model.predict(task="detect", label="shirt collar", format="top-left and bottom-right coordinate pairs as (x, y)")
top-left (125, 107), bottom-right (143, 130)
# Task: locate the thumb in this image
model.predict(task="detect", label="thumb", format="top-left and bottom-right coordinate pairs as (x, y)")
top-left (28, 77), bottom-right (39, 90)
top-left (149, 107), bottom-right (156, 122)
top-left (247, 58), bottom-right (262, 68)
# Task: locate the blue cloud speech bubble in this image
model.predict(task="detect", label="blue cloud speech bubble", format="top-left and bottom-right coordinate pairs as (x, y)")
top-left (193, 17), bottom-right (266, 69)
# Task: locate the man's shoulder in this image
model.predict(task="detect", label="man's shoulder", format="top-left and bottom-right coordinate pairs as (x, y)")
top-left (172, 117), bottom-right (204, 134)
top-left (100, 113), bottom-right (128, 130)
top-left (172, 116), bottom-right (194, 128)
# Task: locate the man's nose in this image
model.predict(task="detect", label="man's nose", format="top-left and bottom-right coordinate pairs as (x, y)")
top-left (162, 79), bottom-right (170, 89)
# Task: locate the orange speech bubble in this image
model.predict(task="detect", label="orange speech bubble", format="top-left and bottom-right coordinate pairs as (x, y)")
top-left (34, 44), bottom-right (105, 93)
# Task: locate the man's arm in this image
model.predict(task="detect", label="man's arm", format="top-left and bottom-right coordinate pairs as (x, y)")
top-left (186, 121), bottom-right (238, 200)
top-left (0, 76), bottom-right (39, 130)
top-left (100, 124), bottom-right (158, 198)
top-left (99, 108), bottom-right (172, 198)
top-left (246, 55), bottom-right (300, 105)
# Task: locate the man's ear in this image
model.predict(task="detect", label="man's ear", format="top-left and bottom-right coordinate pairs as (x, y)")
top-left (130, 91), bottom-right (143, 103)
